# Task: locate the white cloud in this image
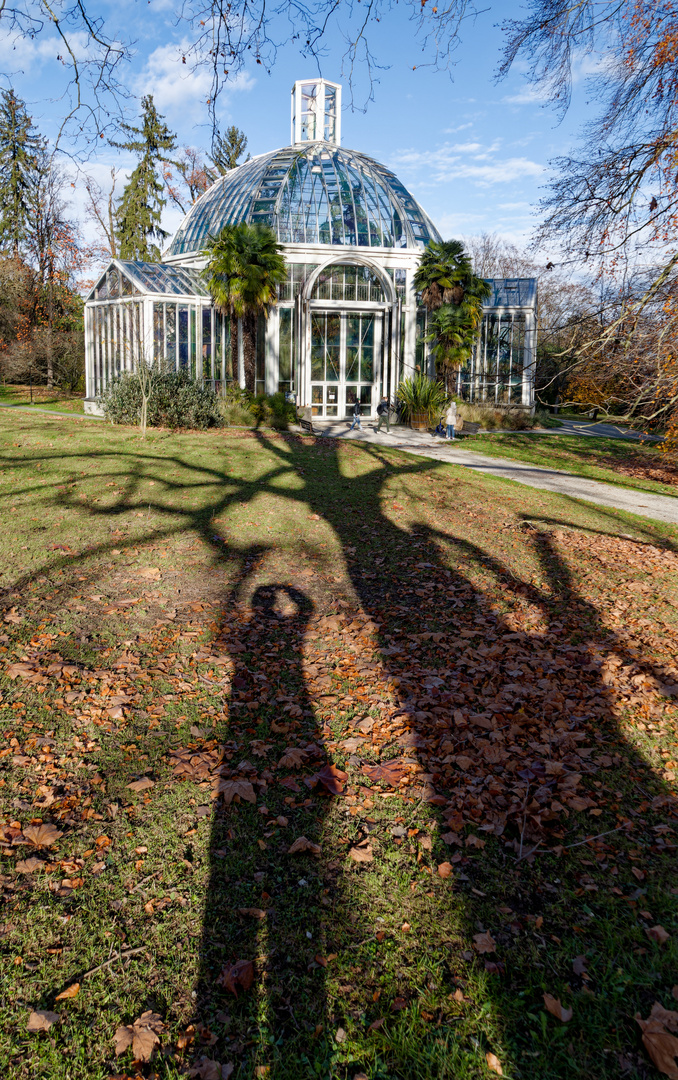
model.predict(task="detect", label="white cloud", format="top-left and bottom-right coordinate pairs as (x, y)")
top-left (138, 40), bottom-right (255, 116)
top-left (389, 142), bottom-right (544, 187)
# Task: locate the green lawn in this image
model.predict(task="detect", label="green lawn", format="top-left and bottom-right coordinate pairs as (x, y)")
top-left (468, 432), bottom-right (678, 499)
top-left (0, 385), bottom-right (85, 415)
top-left (0, 413), bottom-right (677, 1080)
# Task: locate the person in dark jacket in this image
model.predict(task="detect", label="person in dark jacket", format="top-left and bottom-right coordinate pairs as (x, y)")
top-left (376, 395), bottom-right (391, 433)
top-left (348, 398), bottom-right (362, 431)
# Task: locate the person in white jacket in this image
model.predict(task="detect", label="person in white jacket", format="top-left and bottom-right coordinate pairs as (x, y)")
top-left (445, 400), bottom-right (457, 440)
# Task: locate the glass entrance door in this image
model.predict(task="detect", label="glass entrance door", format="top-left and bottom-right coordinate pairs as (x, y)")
top-left (310, 310), bottom-right (381, 418)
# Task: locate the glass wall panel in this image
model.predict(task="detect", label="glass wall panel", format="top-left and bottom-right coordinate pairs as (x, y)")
top-left (324, 86), bottom-right (337, 141)
top-left (202, 307), bottom-right (212, 380)
top-left (256, 314), bottom-right (266, 396)
top-left (415, 310), bottom-right (427, 369)
top-left (278, 308), bottom-right (293, 394)
top-left (153, 303), bottom-right (164, 364)
top-left (190, 307), bottom-right (197, 378)
top-left (178, 306), bottom-right (189, 370)
top-left (166, 305), bottom-right (177, 369)
top-left (108, 267), bottom-right (120, 299)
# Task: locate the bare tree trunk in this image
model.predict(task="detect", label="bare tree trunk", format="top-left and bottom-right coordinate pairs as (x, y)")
top-left (229, 313), bottom-right (237, 381)
top-left (46, 269), bottom-right (54, 388)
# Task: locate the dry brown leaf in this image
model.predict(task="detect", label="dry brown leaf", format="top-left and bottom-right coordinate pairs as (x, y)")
top-left (188, 1057), bottom-right (223, 1079)
top-left (288, 836), bottom-right (321, 856)
top-left (361, 761), bottom-right (409, 787)
top-left (15, 857), bottom-right (44, 873)
top-left (572, 955), bottom-right (588, 976)
top-left (437, 862), bottom-right (453, 879)
top-left (237, 908), bottom-right (266, 919)
top-left (349, 843), bottom-right (373, 863)
top-left (646, 925), bottom-right (671, 946)
top-left (473, 931), bottom-right (496, 954)
top-left (114, 1010), bottom-right (164, 1061)
top-left (650, 1002), bottom-right (678, 1034)
top-left (23, 824), bottom-right (62, 849)
top-left (637, 1015), bottom-right (678, 1079)
top-left (543, 994), bottom-right (573, 1023)
top-left (55, 983), bottom-right (80, 1001)
top-left (277, 747), bottom-right (307, 768)
top-left (312, 763), bottom-right (348, 795)
top-left (452, 988), bottom-right (468, 1003)
top-left (215, 778), bottom-right (256, 805)
top-left (217, 959), bottom-right (255, 997)
top-left (27, 1010), bottom-right (59, 1032)
top-left (486, 1052), bottom-right (503, 1076)
top-left (127, 777), bottom-right (155, 793)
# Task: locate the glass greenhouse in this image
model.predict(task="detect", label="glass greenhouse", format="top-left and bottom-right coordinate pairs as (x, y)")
top-left (85, 79), bottom-right (537, 418)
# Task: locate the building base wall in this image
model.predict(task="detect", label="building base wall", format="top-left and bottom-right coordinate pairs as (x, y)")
top-left (84, 398), bottom-right (104, 417)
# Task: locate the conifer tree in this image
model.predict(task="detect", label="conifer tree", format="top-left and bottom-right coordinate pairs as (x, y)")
top-left (113, 96), bottom-right (177, 261)
top-left (208, 126), bottom-right (249, 176)
top-left (0, 90), bottom-right (44, 258)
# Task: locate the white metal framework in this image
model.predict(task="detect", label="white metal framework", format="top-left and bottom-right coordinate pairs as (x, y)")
top-left (83, 81), bottom-right (537, 418)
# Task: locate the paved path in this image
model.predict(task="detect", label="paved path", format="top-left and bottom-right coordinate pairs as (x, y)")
top-left (311, 421), bottom-right (678, 526)
top-left (0, 402), bottom-right (97, 419)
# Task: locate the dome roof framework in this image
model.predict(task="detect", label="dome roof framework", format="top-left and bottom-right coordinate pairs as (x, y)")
top-left (166, 143), bottom-right (442, 258)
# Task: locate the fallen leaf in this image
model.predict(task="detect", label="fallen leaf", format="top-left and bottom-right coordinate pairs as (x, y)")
top-left (486, 1051), bottom-right (503, 1075)
top-left (637, 1014), bottom-right (678, 1079)
top-left (23, 824), bottom-right (62, 849)
top-left (15, 857), bottom-right (44, 873)
top-left (217, 959), bottom-right (254, 997)
top-left (277, 747), bottom-right (307, 768)
top-left (543, 994), bottom-right (573, 1023)
top-left (572, 955), bottom-right (588, 976)
top-left (349, 843), bottom-right (373, 863)
top-left (437, 862), bottom-right (453, 879)
top-left (215, 778), bottom-right (256, 805)
top-left (127, 777), bottom-right (155, 793)
top-left (55, 983), bottom-right (80, 1001)
top-left (646, 925), bottom-right (671, 946)
top-left (335, 1027), bottom-right (347, 1044)
top-left (473, 931), bottom-right (496, 954)
top-left (312, 763), bottom-right (347, 795)
top-left (237, 908), bottom-right (266, 919)
top-left (361, 761), bottom-right (409, 787)
top-left (452, 988), bottom-right (467, 1003)
top-left (188, 1057), bottom-right (223, 1079)
top-left (288, 836), bottom-right (321, 855)
top-left (650, 1002), bottom-right (678, 1034)
top-left (368, 1016), bottom-right (385, 1031)
top-left (114, 1010), bottom-right (164, 1061)
top-left (27, 1010), bottom-right (59, 1032)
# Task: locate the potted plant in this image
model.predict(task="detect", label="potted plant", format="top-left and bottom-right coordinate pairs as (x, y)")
top-left (397, 373), bottom-right (448, 430)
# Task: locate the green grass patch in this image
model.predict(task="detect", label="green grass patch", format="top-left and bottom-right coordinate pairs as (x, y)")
top-left (0, 414), bottom-right (676, 1079)
top-left (469, 432), bottom-right (678, 499)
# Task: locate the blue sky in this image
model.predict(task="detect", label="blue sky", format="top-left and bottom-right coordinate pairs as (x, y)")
top-left (1, 1), bottom-right (597, 259)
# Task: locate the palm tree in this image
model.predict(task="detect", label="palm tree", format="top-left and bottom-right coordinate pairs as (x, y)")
top-left (415, 239), bottom-right (492, 388)
top-left (204, 223), bottom-right (287, 390)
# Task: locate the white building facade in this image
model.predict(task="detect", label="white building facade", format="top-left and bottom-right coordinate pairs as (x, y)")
top-left (84, 79), bottom-right (537, 418)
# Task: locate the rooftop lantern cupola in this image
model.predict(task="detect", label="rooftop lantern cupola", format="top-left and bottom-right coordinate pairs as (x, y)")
top-left (291, 79), bottom-right (341, 145)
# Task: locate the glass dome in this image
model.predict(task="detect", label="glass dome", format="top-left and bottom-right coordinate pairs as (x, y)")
top-left (166, 143), bottom-right (441, 257)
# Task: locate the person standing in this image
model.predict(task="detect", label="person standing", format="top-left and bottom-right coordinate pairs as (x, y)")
top-left (376, 395), bottom-right (391, 433)
top-left (445, 399), bottom-right (457, 440)
top-left (349, 398), bottom-right (362, 431)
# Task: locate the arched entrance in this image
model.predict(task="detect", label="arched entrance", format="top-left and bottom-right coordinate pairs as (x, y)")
top-left (296, 256), bottom-right (400, 419)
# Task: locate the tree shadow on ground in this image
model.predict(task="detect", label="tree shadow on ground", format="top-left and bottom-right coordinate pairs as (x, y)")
top-left (0, 423), bottom-right (676, 1080)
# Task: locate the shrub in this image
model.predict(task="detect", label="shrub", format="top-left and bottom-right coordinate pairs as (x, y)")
top-left (219, 384), bottom-right (256, 427)
top-left (397, 373), bottom-right (448, 421)
top-left (101, 371), bottom-right (223, 430)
